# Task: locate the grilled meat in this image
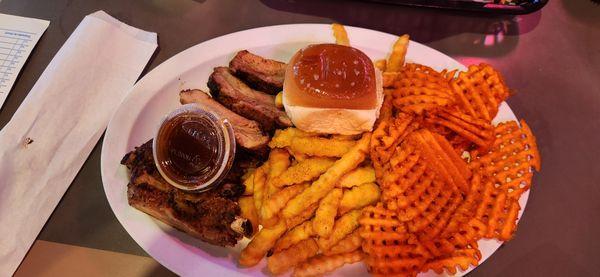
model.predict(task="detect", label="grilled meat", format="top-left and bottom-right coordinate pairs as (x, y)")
top-left (121, 140), bottom-right (253, 247)
top-left (179, 89), bottom-right (269, 153)
top-left (208, 67), bottom-right (292, 132)
top-left (229, 50), bottom-right (286, 95)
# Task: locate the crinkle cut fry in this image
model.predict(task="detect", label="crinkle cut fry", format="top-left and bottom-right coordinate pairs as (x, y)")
top-left (375, 59), bottom-right (387, 72)
top-left (386, 34), bottom-right (410, 72)
top-left (323, 229), bottom-right (362, 256)
top-left (338, 183), bottom-right (381, 215)
top-left (239, 220), bottom-right (287, 267)
top-left (317, 209), bottom-right (362, 251)
top-left (286, 202), bottom-right (318, 229)
top-left (272, 157), bottom-right (335, 188)
top-left (261, 148), bottom-right (291, 226)
top-left (383, 72), bottom-right (399, 88)
top-left (293, 251), bottom-right (363, 277)
top-left (282, 133), bottom-right (371, 219)
top-left (337, 166), bottom-right (376, 188)
top-left (274, 220), bottom-right (314, 253)
top-left (269, 128), bottom-right (356, 157)
top-left (261, 183), bottom-right (307, 225)
top-left (252, 164), bottom-right (269, 216)
top-left (313, 188), bottom-right (343, 237)
top-left (267, 238), bottom-right (319, 275)
top-left (242, 168), bottom-right (255, 195)
top-left (331, 23), bottom-right (350, 46)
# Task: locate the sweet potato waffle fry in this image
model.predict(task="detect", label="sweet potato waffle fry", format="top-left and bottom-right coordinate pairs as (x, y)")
top-left (469, 120), bottom-right (541, 200)
top-left (450, 64), bottom-right (510, 121)
top-left (388, 64), bottom-right (455, 115)
top-left (425, 108), bottom-right (494, 150)
top-left (409, 129), bottom-right (472, 193)
top-left (410, 189), bottom-right (462, 240)
top-left (359, 204), bottom-right (429, 277)
top-left (422, 248), bottom-right (482, 275)
top-left (362, 61), bottom-right (540, 276)
top-left (370, 102), bottom-right (416, 179)
top-left (379, 143), bottom-right (423, 205)
top-left (474, 179), bottom-right (521, 241)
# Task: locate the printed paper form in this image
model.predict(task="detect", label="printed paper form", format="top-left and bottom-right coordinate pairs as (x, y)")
top-left (0, 13), bottom-right (49, 109)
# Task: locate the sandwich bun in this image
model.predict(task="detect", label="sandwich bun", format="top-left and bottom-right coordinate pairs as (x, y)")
top-left (283, 43), bottom-right (383, 135)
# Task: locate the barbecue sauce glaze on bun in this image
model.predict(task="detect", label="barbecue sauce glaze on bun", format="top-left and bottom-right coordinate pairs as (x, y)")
top-left (283, 44), bottom-right (383, 135)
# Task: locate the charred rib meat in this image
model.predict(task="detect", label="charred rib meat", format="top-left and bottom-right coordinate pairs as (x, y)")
top-left (208, 67), bottom-right (292, 132)
top-left (179, 89), bottom-right (269, 153)
top-left (121, 140), bottom-right (252, 247)
top-left (229, 50), bottom-right (286, 95)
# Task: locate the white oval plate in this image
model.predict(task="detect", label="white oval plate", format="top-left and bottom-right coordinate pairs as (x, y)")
top-left (101, 24), bottom-right (527, 277)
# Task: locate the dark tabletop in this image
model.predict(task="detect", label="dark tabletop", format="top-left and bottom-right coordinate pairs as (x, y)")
top-left (1, 0), bottom-right (599, 276)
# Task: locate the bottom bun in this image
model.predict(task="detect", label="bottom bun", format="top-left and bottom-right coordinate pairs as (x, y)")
top-left (282, 69), bottom-right (383, 135)
top-left (283, 104), bottom-right (379, 135)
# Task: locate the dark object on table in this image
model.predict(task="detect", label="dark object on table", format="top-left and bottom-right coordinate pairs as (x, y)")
top-left (229, 50), bottom-right (286, 95)
top-left (121, 140), bottom-right (253, 247)
top-left (208, 66), bottom-right (292, 132)
top-left (366, 0), bottom-right (548, 14)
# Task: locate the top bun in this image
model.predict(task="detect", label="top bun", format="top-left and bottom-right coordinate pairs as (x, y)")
top-left (283, 44), bottom-right (383, 135)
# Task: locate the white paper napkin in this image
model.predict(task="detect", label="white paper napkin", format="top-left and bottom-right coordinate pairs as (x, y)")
top-left (0, 11), bottom-right (157, 275)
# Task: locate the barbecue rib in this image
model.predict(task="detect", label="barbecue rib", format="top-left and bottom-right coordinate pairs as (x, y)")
top-left (179, 89), bottom-right (269, 153)
top-left (229, 50), bottom-right (286, 95)
top-left (121, 140), bottom-right (253, 247)
top-left (208, 67), bottom-right (292, 132)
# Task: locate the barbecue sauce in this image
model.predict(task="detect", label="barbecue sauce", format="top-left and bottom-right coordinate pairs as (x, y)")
top-left (155, 112), bottom-right (222, 188)
top-left (284, 43), bottom-right (377, 109)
